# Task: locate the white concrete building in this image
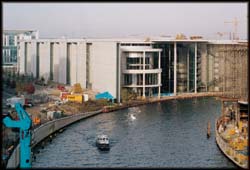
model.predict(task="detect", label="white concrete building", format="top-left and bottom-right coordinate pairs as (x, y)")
top-left (18, 37), bottom-right (248, 102)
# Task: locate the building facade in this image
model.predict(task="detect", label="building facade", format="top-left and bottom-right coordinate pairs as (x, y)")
top-left (18, 37), bottom-right (248, 102)
top-left (2, 30), bottom-right (39, 72)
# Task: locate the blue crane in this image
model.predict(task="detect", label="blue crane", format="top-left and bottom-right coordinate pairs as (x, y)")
top-left (3, 103), bottom-right (32, 168)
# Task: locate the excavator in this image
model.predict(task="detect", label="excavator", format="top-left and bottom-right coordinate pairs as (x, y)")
top-left (3, 103), bottom-right (32, 168)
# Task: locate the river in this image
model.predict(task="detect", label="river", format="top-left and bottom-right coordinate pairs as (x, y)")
top-left (32, 97), bottom-right (236, 168)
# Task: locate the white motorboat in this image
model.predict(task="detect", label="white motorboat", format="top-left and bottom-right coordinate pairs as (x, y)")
top-left (96, 134), bottom-right (110, 150)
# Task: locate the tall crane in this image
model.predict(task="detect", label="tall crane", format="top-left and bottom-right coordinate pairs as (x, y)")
top-left (216, 32), bottom-right (231, 40)
top-left (3, 103), bottom-right (32, 168)
top-left (224, 17), bottom-right (239, 40)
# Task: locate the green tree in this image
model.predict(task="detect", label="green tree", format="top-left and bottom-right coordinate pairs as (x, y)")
top-left (6, 78), bottom-right (10, 87)
top-left (21, 74), bottom-right (25, 82)
top-left (12, 71), bottom-right (16, 79)
top-left (10, 80), bottom-right (16, 89)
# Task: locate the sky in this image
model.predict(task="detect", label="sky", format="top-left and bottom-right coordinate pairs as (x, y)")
top-left (3, 2), bottom-right (248, 39)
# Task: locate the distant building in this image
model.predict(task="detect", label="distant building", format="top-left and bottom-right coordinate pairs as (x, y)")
top-left (18, 37), bottom-right (248, 102)
top-left (2, 30), bottom-right (39, 72)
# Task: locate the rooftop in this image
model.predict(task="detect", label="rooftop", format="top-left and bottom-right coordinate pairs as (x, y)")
top-left (18, 37), bottom-right (248, 45)
top-left (3, 30), bottom-right (38, 34)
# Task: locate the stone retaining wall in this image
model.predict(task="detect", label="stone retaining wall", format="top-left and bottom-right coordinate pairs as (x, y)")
top-left (6, 110), bottom-right (102, 168)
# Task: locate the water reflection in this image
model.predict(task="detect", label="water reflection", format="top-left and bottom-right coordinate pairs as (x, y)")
top-left (32, 97), bottom-right (236, 168)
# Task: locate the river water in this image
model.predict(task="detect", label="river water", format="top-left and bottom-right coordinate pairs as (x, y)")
top-left (32, 97), bottom-right (236, 168)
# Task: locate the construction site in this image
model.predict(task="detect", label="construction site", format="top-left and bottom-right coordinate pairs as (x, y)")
top-left (2, 31), bottom-right (248, 126)
top-left (2, 32), bottom-right (248, 168)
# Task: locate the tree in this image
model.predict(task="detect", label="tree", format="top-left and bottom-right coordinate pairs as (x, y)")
top-left (16, 82), bottom-right (25, 95)
top-left (6, 78), bottom-right (10, 87)
top-left (30, 73), bottom-right (34, 82)
top-left (17, 71), bottom-right (20, 79)
top-left (25, 83), bottom-right (35, 94)
top-left (121, 88), bottom-right (137, 102)
top-left (12, 71), bottom-right (16, 79)
top-left (10, 80), bottom-right (16, 89)
top-left (121, 88), bottom-right (129, 102)
top-left (41, 77), bottom-right (45, 86)
top-left (7, 71), bottom-right (11, 79)
top-left (72, 83), bottom-right (83, 93)
top-left (21, 74), bottom-right (25, 82)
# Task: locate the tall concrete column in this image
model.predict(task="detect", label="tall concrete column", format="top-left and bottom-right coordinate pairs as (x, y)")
top-left (195, 42), bottom-right (197, 93)
top-left (158, 73), bottom-right (161, 98)
top-left (158, 51), bottom-right (161, 98)
top-left (187, 47), bottom-right (190, 92)
top-left (174, 42), bottom-right (177, 95)
top-left (116, 43), bottom-right (121, 103)
top-left (62, 42), bottom-right (67, 84)
top-left (158, 51), bottom-right (161, 69)
top-left (205, 47), bottom-right (208, 92)
top-left (76, 42), bottom-right (80, 83)
top-left (143, 51), bottom-right (146, 98)
top-left (168, 44), bottom-right (171, 92)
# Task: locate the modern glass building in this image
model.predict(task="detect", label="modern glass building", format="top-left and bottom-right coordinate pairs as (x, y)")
top-left (2, 30), bottom-right (39, 72)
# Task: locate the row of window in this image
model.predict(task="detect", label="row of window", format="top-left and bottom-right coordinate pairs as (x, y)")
top-left (3, 33), bottom-right (37, 46)
top-left (2, 48), bottom-right (17, 62)
top-left (124, 74), bottom-right (158, 86)
top-left (3, 35), bottom-right (16, 46)
top-left (126, 57), bottom-right (157, 70)
top-left (121, 43), bottom-right (151, 46)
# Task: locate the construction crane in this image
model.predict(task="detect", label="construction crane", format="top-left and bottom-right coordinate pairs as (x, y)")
top-left (3, 103), bottom-right (32, 168)
top-left (216, 32), bottom-right (231, 40)
top-left (224, 17), bottom-right (239, 40)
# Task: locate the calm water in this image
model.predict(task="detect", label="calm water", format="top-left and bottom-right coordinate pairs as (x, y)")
top-left (32, 97), bottom-right (236, 168)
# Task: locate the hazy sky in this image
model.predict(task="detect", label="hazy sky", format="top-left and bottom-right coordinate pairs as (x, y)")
top-left (3, 3), bottom-right (248, 39)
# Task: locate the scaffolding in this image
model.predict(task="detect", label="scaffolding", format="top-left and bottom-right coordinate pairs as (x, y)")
top-left (218, 44), bottom-right (248, 100)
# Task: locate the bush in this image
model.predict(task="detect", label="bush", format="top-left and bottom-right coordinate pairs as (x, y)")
top-left (10, 80), bottom-right (16, 89)
top-left (121, 88), bottom-right (129, 101)
top-left (16, 82), bottom-right (24, 94)
top-left (41, 77), bottom-right (45, 82)
top-left (6, 78), bottom-right (10, 87)
top-left (121, 88), bottom-right (137, 102)
top-left (25, 83), bottom-right (35, 94)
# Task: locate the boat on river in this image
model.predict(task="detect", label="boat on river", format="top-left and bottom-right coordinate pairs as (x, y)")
top-left (215, 98), bottom-right (248, 169)
top-left (96, 134), bottom-right (110, 151)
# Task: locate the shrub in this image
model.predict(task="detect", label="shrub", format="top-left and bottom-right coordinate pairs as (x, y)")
top-left (25, 83), bottom-right (35, 94)
top-left (10, 80), bottom-right (16, 89)
top-left (6, 78), bottom-right (10, 86)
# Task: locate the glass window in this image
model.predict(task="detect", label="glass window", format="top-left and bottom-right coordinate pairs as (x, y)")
top-left (124, 74), bottom-right (132, 85)
top-left (9, 35), bottom-right (15, 46)
top-left (145, 74), bottom-right (158, 85)
top-left (127, 57), bottom-right (142, 70)
top-left (137, 74), bottom-right (143, 85)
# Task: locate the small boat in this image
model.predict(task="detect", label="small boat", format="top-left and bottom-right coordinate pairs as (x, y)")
top-left (96, 135), bottom-right (110, 151)
top-left (207, 121), bottom-right (211, 138)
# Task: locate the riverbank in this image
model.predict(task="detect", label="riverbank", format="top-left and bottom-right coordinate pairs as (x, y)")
top-left (31, 97), bottom-right (235, 168)
top-left (3, 91), bottom-right (226, 168)
top-left (103, 92), bottom-right (224, 113)
top-left (5, 109), bottom-right (103, 168)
